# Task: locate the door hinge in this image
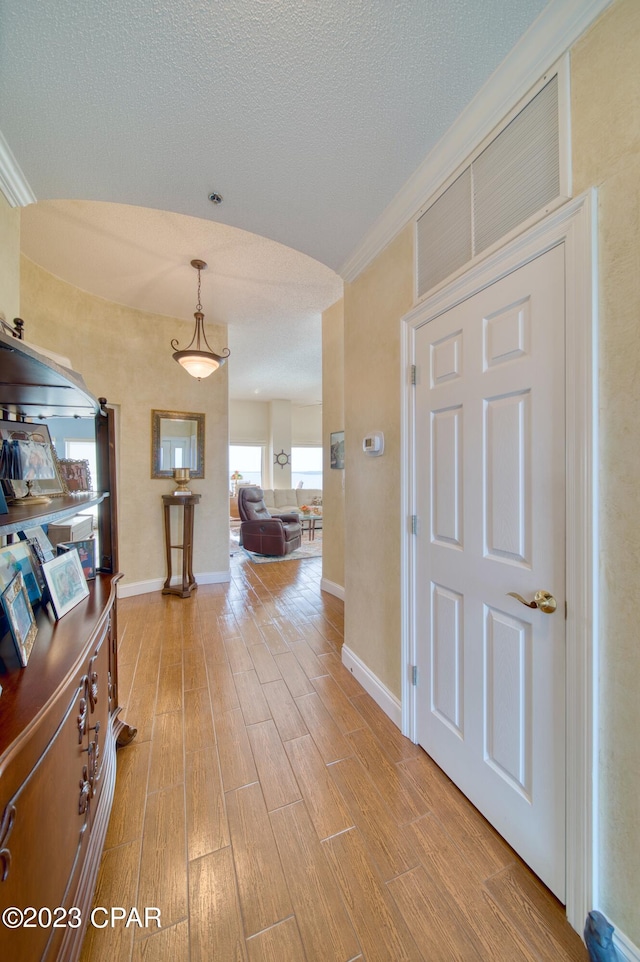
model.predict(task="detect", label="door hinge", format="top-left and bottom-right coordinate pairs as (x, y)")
top-left (411, 665), bottom-right (418, 686)
top-left (410, 364), bottom-right (417, 385)
top-left (411, 515), bottom-right (418, 534)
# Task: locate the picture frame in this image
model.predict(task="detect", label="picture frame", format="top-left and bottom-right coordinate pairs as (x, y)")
top-left (0, 542), bottom-right (42, 607)
top-left (57, 458), bottom-right (92, 493)
top-left (57, 538), bottom-right (96, 580)
top-left (23, 539), bottom-right (48, 593)
top-left (1, 572), bottom-right (38, 667)
top-left (42, 550), bottom-right (90, 619)
top-left (0, 483), bottom-right (7, 515)
top-left (0, 420), bottom-right (69, 497)
top-left (330, 430), bottom-right (345, 470)
top-left (18, 525), bottom-right (56, 562)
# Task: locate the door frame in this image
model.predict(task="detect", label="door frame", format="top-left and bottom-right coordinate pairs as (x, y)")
top-left (400, 191), bottom-right (597, 932)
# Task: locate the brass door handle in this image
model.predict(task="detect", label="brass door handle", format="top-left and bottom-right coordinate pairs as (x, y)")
top-left (507, 590), bottom-right (557, 614)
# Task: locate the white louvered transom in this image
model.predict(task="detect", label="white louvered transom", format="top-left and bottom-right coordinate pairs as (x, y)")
top-left (417, 167), bottom-right (472, 300)
top-left (416, 73), bottom-right (562, 300)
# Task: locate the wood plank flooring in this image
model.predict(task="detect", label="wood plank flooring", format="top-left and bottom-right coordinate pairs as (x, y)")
top-left (80, 552), bottom-right (587, 962)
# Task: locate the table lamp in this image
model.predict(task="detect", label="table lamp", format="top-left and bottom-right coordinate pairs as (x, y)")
top-left (0, 438), bottom-right (57, 505)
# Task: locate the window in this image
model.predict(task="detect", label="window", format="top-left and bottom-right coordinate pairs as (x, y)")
top-left (229, 445), bottom-right (263, 491)
top-left (291, 446), bottom-right (322, 490)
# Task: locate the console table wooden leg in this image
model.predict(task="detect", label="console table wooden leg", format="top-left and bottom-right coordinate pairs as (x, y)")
top-left (163, 502), bottom-right (173, 591)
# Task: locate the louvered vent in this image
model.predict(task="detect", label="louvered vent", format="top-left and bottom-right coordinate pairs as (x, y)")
top-left (474, 76), bottom-right (559, 253)
top-left (417, 74), bottom-right (560, 299)
top-left (416, 167), bottom-right (472, 299)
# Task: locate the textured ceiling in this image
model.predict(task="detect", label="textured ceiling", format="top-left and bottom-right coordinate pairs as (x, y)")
top-left (0, 0), bottom-right (548, 403)
top-left (20, 200), bottom-right (342, 404)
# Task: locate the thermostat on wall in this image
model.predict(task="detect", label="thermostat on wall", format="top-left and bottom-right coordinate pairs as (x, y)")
top-left (363, 432), bottom-right (384, 456)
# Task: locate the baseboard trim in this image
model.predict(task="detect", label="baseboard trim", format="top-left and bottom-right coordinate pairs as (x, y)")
top-left (341, 645), bottom-right (402, 729)
top-left (117, 570), bottom-right (230, 598)
top-left (320, 578), bottom-right (345, 601)
top-left (614, 925), bottom-right (640, 962)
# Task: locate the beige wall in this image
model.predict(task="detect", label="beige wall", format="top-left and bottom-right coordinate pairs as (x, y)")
top-left (322, 298), bottom-right (345, 590)
top-left (291, 403), bottom-right (322, 445)
top-left (20, 256), bottom-right (230, 590)
top-left (230, 400), bottom-right (270, 443)
top-left (341, 0), bottom-right (639, 941)
top-left (0, 194), bottom-right (20, 324)
top-left (572, 0), bottom-right (640, 942)
top-left (343, 225), bottom-right (413, 693)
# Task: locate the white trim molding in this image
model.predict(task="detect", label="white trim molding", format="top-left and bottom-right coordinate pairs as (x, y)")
top-left (401, 192), bottom-right (598, 934)
top-left (118, 569), bottom-right (230, 598)
top-left (341, 645), bottom-right (402, 729)
top-left (340, 0), bottom-right (612, 283)
top-left (320, 578), bottom-right (345, 601)
top-left (0, 128), bottom-right (37, 207)
top-left (614, 926), bottom-right (640, 962)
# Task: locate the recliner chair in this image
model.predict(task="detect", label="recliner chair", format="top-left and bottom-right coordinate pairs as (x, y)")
top-left (238, 486), bottom-right (302, 556)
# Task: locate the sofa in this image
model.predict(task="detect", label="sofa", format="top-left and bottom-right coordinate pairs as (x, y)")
top-left (231, 486), bottom-right (322, 522)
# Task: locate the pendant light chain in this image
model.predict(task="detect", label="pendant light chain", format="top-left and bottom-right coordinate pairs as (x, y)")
top-left (196, 264), bottom-right (203, 314)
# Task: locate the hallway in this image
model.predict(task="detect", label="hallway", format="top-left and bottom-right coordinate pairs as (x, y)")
top-left (80, 555), bottom-right (587, 961)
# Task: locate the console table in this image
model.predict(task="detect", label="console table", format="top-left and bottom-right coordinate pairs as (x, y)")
top-left (162, 493), bottom-right (201, 597)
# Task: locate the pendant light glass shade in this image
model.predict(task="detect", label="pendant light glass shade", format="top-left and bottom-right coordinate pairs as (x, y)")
top-left (171, 260), bottom-right (230, 380)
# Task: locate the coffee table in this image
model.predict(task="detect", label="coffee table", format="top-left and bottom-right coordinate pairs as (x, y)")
top-left (299, 511), bottom-right (322, 541)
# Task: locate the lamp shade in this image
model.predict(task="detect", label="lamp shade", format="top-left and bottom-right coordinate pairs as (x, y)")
top-left (173, 350), bottom-right (221, 379)
top-left (0, 438), bottom-right (57, 506)
top-left (17, 440), bottom-right (57, 481)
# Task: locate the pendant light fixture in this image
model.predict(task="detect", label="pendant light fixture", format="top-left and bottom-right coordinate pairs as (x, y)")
top-left (171, 259), bottom-right (230, 380)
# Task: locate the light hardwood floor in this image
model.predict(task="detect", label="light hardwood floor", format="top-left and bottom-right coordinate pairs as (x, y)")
top-left (80, 551), bottom-right (587, 962)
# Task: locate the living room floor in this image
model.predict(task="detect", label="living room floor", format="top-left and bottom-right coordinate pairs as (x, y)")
top-left (80, 554), bottom-right (587, 961)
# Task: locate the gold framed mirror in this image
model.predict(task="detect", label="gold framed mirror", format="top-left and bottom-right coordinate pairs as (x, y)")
top-left (151, 410), bottom-right (205, 479)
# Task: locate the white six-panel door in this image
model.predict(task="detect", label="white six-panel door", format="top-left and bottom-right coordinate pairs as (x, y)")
top-left (415, 244), bottom-right (566, 900)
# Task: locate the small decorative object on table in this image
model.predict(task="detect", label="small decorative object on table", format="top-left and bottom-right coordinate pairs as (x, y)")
top-left (173, 467), bottom-right (192, 495)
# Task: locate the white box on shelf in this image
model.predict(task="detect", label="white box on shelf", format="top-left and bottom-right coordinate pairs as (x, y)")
top-left (46, 513), bottom-right (93, 547)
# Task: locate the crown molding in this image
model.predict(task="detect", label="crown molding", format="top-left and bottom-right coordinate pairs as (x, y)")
top-left (339, 0), bottom-right (613, 283)
top-left (0, 128), bottom-right (37, 207)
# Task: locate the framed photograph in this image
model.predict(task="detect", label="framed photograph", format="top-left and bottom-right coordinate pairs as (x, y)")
top-left (24, 539), bottom-right (48, 592)
top-left (0, 542), bottom-right (42, 607)
top-left (330, 430), bottom-right (345, 470)
top-left (0, 483), bottom-right (7, 515)
top-left (57, 538), bottom-right (96, 580)
top-left (58, 458), bottom-right (92, 493)
top-left (42, 550), bottom-right (90, 619)
top-left (1, 572), bottom-right (38, 667)
top-left (0, 420), bottom-right (69, 497)
top-left (18, 525), bottom-right (56, 562)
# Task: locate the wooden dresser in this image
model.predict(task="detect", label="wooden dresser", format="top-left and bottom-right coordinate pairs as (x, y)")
top-left (0, 329), bottom-right (134, 961)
